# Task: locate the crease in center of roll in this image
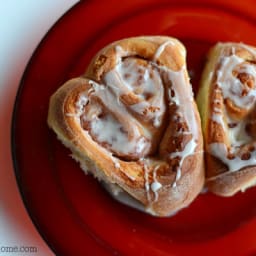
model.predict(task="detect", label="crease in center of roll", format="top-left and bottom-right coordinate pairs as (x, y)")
top-left (159, 65), bottom-right (199, 187)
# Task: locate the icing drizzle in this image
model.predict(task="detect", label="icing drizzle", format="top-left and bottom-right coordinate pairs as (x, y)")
top-left (209, 43), bottom-right (256, 172)
top-left (75, 40), bottom-right (199, 206)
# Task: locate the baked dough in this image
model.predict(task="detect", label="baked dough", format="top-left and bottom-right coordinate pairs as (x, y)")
top-left (197, 42), bottom-right (256, 196)
top-left (48, 36), bottom-right (204, 216)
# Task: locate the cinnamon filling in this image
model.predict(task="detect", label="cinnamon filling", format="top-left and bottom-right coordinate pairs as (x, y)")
top-left (208, 44), bottom-right (256, 172)
top-left (79, 57), bottom-right (168, 161)
top-left (70, 40), bottom-right (199, 196)
top-left (76, 54), bottom-right (197, 167)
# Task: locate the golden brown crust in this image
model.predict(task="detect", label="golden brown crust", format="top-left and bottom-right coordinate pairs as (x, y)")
top-left (207, 166), bottom-right (256, 196)
top-left (85, 36), bottom-right (185, 82)
top-left (197, 42), bottom-right (256, 196)
top-left (48, 36), bottom-right (204, 216)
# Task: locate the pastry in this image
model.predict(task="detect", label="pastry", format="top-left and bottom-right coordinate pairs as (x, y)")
top-left (48, 36), bottom-right (204, 216)
top-left (197, 42), bottom-right (256, 196)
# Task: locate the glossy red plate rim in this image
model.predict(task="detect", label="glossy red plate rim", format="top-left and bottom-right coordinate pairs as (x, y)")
top-left (11, 2), bottom-right (84, 255)
top-left (11, 1), bottom-right (256, 255)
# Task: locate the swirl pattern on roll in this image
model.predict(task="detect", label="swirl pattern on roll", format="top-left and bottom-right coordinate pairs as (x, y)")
top-left (48, 36), bottom-right (204, 216)
top-left (197, 42), bottom-right (256, 196)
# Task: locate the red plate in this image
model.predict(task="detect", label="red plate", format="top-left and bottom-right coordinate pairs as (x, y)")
top-left (12, 0), bottom-right (256, 255)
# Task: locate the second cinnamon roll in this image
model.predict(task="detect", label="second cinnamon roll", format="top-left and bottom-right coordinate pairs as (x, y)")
top-left (197, 42), bottom-right (256, 196)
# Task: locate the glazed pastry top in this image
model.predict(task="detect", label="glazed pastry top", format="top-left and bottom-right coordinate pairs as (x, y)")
top-left (71, 38), bottom-right (200, 188)
top-left (48, 36), bottom-right (204, 215)
top-left (206, 43), bottom-right (256, 173)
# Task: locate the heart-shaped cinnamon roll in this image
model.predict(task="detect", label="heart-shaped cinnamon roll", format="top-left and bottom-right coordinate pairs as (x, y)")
top-left (48, 36), bottom-right (204, 216)
top-left (197, 42), bottom-right (256, 196)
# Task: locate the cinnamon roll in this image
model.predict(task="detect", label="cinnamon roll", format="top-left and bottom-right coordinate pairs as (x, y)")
top-left (48, 36), bottom-right (204, 216)
top-left (197, 42), bottom-right (256, 196)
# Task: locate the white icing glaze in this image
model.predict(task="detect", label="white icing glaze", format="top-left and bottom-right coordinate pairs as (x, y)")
top-left (114, 45), bottom-right (130, 65)
top-left (87, 112), bottom-right (147, 156)
top-left (81, 55), bottom-right (169, 158)
top-left (115, 45), bottom-right (126, 56)
top-left (112, 156), bottom-right (120, 169)
top-left (151, 181), bottom-right (162, 192)
top-left (208, 71), bottom-right (214, 81)
top-left (76, 41), bottom-right (199, 201)
top-left (209, 142), bottom-right (256, 172)
top-left (142, 160), bottom-right (151, 202)
top-left (208, 43), bottom-right (256, 173)
top-left (106, 181), bottom-right (180, 216)
top-left (129, 101), bottom-right (163, 128)
top-left (151, 165), bottom-right (162, 202)
top-left (211, 94), bottom-right (225, 127)
top-left (106, 58), bottom-right (166, 128)
top-left (213, 107), bottom-right (221, 113)
top-left (65, 113), bottom-right (78, 117)
top-left (217, 54), bottom-right (256, 109)
top-left (170, 139), bottom-right (197, 187)
top-left (121, 169), bottom-right (136, 181)
top-left (227, 119), bottom-right (251, 147)
top-left (84, 80), bottom-right (152, 158)
top-left (211, 111), bottom-right (225, 127)
top-left (231, 42), bottom-right (256, 57)
top-left (75, 93), bottom-right (88, 115)
top-left (213, 99), bottom-right (221, 104)
top-left (168, 88), bottom-right (180, 105)
top-left (166, 67), bottom-right (197, 136)
top-left (154, 41), bottom-right (174, 60)
top-left (162, 66), bottom-right (198, 186)
top-left (114, 162), bottom-right (120, 168)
